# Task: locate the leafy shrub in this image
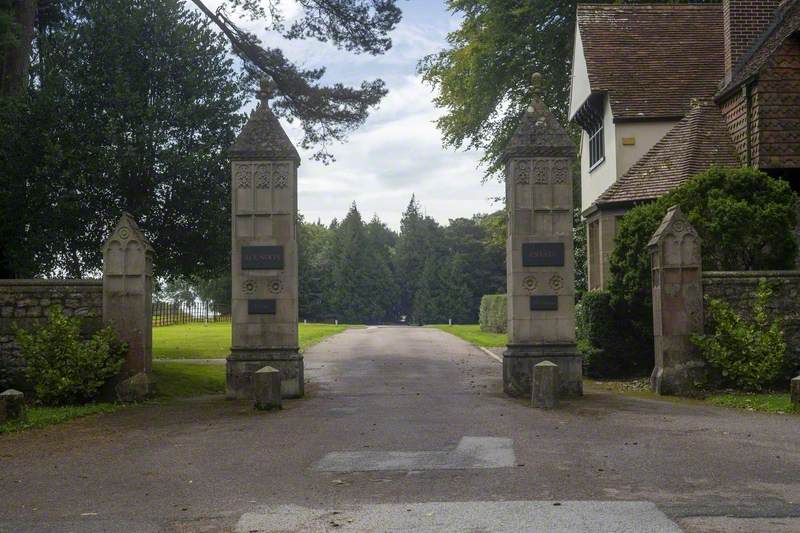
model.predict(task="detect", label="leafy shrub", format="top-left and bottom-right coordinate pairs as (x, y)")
top-left (604, 167), bottom-right (798, 377)
top-left (15, 307), bottom-right (126, 405)
top-left (479, 294), bottom-right (507, 333)
top-left (692, 279), bottom-right (786, 391)
top-left (577, 290), bottom-right (653, 378)
top-left (610, 167), bottom-right (798, 306)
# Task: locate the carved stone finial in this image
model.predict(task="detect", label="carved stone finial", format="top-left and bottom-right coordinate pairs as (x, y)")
top-left (257, 77), bottom-right (271, 104)
top-left (231, 76), bottom-right (300, 162)
top-left (531, 72), bottom-right (543, 95)
top-left (501, 73), bottom-right (574, 162)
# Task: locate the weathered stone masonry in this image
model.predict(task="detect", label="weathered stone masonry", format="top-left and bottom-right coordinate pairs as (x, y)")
top-left (0, 280), bottom-right (103, 384)
top-left (702, 271), bottom-right (800, 372)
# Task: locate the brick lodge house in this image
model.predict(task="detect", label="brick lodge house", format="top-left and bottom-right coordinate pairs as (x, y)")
top-left (569, 0), bottom-right (800, 289)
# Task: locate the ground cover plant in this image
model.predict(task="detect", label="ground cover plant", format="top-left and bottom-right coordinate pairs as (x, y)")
top-left (707, 392), bottom-right (798, 414)
top-left (589, 378), bottom-right (797, 415)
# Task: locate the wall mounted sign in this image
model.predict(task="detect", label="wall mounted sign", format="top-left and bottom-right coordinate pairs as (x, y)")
top-left (530, 295), bottom-right (558, 311)
top-left (242, 245), bottom-right (284, 270)
top-left (522, 243), bottom-right (565, 267)
top-left (248, 299), bottom-right (277, 315)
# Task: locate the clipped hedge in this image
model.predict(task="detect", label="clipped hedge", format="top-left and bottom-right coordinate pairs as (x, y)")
top-left (479, 294), bottom-right (507, 333)
top-left (577, 290), bottom-right (653, 378)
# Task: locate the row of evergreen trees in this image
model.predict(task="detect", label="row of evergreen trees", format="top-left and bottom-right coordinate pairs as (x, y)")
top-left (299, 196), bottom-right (506, 324)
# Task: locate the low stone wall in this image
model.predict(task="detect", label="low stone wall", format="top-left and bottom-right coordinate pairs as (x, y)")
top-left (0, 279), bottom-right (103, 389)
top-left (702, 271), bottom-right (800, 376)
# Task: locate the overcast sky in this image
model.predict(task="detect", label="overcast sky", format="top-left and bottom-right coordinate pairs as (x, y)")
top-left (201, 0), bottom-right (505, 229)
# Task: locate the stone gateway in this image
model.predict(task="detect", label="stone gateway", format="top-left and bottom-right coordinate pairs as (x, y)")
top-left (227, 79), bottom-right (303, 400)
top-left (502, 76), bottom-right (582, 398)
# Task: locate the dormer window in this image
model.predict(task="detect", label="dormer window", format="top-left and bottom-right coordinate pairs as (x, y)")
top-left (574, 93), bottom-right (606, 171)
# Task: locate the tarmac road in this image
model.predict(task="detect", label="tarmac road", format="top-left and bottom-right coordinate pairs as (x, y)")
top-left (1, 326), bottom-right (798, 532)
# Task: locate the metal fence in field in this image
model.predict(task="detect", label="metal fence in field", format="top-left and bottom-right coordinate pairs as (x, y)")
top-left (152, 301), bottom-right (231, 327)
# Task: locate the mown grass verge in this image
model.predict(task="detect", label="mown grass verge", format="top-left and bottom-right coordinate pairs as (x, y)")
top-left (0, 403), bottom-right (121, 434)
top-left (152, 362), bottom-right (225, 400)
top-left (153, 322), bottom-right (357, 359)
top-left (707, 391), bottom-right (797, 414)
top-left (430, 324), bottom-right (507, 348)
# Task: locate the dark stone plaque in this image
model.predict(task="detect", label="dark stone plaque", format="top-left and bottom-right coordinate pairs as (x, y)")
top-left (242, 246), bottom-right (284, 270)
top-left (522, 243), bottom-right (564, 267)
top-left (530, 295), bottom-right (558, 311)
top-left (248, 299), bottom-right (277, 315)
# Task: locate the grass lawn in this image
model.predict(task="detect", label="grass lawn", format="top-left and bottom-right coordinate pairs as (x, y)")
top-left (589, 379), bottom-right (799, 414)
top-left (149, 321), bottom-right (358, 399)
top-left (707, 391), bottom-right (797, 414)
top-left (431, 324), bottom-right (507, 348)
top-left (152, 362), bottom-right (225, 400)
top-left (153, 322), bottom-right (356, 359)
top-left (0, 403), bottom-right (121, 434)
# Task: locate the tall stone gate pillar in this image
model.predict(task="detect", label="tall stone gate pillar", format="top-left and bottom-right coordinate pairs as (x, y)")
top-left (648, 206), bottom-right (705, 395)
top-left (227, 79), bottom-right (303, 399)
top-left (102, 213), bottom-right (154, 386)
top-left (502, 79), bottom-right (581, 398)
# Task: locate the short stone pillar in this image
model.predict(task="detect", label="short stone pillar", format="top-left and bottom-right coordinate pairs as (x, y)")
top-left (227, 79), bottom-right (303, 400)
top-left (253, 366), bottom-right (282, 410)
top-left (102, 213), bottom-right (155, 399)
top-left (791, 376), bottom-right (800, 408)
top-left (0, 389), bottom-right (25, 422)
top-left (502, 75), bottom-right (581, 398)
top-left (648, 206), bottom-right (705, 395)
top-left (531, 361), bottom-right (559, 409)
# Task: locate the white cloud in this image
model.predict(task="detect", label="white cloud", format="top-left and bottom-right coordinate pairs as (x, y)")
top-left (195, 0), bottom-right (504, 229)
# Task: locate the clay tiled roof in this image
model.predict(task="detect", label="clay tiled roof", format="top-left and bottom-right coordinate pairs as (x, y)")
top-left (719, 0), bottom-right (800, 97)
top-left (577, 4), bottom-right (725, 120)
top-left (596, 100), bottom-right (741, 206)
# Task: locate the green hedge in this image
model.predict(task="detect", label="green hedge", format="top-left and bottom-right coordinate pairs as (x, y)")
top-left (577, 290), bottom-right (653, 378)
top-left (479, 294), bottom-right (507, 333)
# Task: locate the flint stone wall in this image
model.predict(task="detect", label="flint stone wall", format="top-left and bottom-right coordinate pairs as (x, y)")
top-left (702, 271), bottom-right (800, 376)
top-left (0, 280), bottom-right (103, 387)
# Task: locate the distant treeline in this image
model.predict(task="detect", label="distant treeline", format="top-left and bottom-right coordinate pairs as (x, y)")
top-left (300, 196), bottom-right (506, 324)
top-left (156, 196), bottom-right (507, 325)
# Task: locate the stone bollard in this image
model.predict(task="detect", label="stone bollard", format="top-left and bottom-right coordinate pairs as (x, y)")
top-left (791, 376), bottom-right (800, 408)
top-left (116, 372), bottom-right (156, 403)
top-left (0, 389), bottom-right (25, 422)
top-left (532, 361), bottom-right (560, 409)
top-left (253, 366), bottom-right (282, 411)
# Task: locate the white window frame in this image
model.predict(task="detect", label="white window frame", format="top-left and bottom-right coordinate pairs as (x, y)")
top-left (588, 119), bottom-right (605, 171)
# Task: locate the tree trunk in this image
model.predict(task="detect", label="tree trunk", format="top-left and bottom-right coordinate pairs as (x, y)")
top-left (0, 0), bottom-right (37, 97)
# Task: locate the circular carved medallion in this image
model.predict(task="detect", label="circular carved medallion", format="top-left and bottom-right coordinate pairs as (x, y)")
top-left (268, 278), bottom-right (283, 294)
top-left (119, 227), bottom-right (130, 239)
top-left (242, 280), bottom-right (256, 295)
top-left (549, 274), bottom-right (564, 292)
top-left (522, 276), bottom-right (538, 292)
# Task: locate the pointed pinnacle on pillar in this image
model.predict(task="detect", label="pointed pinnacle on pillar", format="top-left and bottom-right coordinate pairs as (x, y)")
top-left (257, 77), bottom-right (272, 105)
top-left (231, 76), bottom-right (300, 163)
top-left (531, 72), bottom-right (544, 96)
top-left (501, 73), bottom-right (574, 162)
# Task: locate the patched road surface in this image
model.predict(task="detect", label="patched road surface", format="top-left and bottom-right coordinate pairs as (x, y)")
top-left (1, 326), bottom-right (799, 532)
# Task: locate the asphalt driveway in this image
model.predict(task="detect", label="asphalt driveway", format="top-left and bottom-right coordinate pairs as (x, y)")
top-left (1, 326), bottom-right (798, 532)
